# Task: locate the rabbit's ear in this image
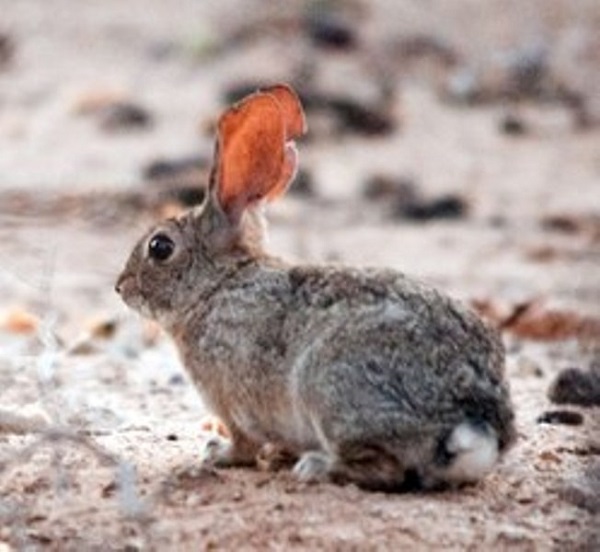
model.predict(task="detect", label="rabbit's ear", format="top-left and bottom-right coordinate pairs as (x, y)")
top-left (263, 84), bottom-right (307, 140)
top-left (210, 84), bottom-right (306, 224)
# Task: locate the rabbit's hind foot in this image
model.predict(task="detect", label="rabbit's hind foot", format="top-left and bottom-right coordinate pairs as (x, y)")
top-left (292, 451), bottom-right (331, 483)
top-left (293, 444), bottom-right (408, 491)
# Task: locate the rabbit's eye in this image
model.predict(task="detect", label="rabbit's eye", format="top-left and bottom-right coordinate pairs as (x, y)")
top-left (148, 233), bottom-right (175, 261)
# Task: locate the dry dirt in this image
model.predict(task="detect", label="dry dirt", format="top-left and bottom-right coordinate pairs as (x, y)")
top-left (0, 1), bottom-right (599, 550)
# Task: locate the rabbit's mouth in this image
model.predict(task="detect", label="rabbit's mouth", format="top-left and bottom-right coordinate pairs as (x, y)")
top-left (115, 271), bottom-right (134, 298)
top-left (115, 273), bottom-right (143, 311)
top-left (115, 272), bottom-right (164, 321)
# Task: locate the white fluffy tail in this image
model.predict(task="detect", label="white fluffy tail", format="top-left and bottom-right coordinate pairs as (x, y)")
top-left (443, 421), bottom-right (499, 483)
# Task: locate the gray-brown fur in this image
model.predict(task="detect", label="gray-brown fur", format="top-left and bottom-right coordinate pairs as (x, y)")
top-left (116, 85), bottom-right (514, 491)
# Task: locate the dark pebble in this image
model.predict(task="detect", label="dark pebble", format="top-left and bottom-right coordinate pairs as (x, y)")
top-left (325, 97), bottom-right (394, 136)
top-left (143, 155), bottom-right (208, 181)
top-left (540, 214), bottom-right (582, 235)
top-left (168, 373), bottom-right (186, 386)
top-left (537, 410), bottom-right (584, 426)
top-left (166, 434), bottom-right (179, 441)
top-left (500, 112), bottom-right (528, 135)
top-left (98, 102), bottom-right (153, 132)
top-left (394, 34), bottom-right (459, 66)
top-left (305, 13), bottom-right (357, 51)
top-left (548, 366), bottom-right (600, 407)
top-left (362, 174), bottom-right (417, 203)
top-left (0, 33), bottom-right (15, 67)
top-left (395, 194), bottom-right (468, 221)
top-left (506, 48), bottom-right (548, 99)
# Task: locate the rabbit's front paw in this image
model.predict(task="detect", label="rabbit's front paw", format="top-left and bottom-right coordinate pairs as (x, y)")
top-left (200, 433), bottom-right (235, 467)
top-left (292, 451), bottom-right (331, 483)
top-left (199, 419), bottom-right (259, 468)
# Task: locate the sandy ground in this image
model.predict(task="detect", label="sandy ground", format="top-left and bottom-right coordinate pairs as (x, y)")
top-left (0, 1), bottom-right (599, 550)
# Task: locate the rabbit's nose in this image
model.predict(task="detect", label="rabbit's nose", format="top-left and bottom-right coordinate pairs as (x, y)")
top-left (115, 274), bottom-right (126, 294)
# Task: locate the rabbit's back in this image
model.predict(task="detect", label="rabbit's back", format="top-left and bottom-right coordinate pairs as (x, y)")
top-left (284, 266), bottom-right (513, 445)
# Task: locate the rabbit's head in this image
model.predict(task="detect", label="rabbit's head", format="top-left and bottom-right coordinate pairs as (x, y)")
top-left (116, 84), bottom-right (306, 326)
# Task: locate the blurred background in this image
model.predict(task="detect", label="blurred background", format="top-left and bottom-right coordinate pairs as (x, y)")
top-left (1, 1), bottom-right (598, 190)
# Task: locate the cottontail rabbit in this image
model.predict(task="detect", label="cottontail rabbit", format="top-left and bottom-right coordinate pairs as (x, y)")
top-left (116, 84), bottom-right (515, 491)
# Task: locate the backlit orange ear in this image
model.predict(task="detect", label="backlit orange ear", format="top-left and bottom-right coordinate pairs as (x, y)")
top-left (211, 84), bottom-right (306, 223)
top-left (263, 84), bottom-right (307, 140)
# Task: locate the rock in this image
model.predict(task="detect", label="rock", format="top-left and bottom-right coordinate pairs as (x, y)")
top-left (305, 12), bottom-right (357, 51)
top-left (0, 33), bottom-right (15, 68)
top-left (86, 316), bottom-right (119, 340)
top-left (322, 96), bottom-right (395, 136)
top-left (536, 410), bottom-right (584, 426)
top-left (143, 155), bottom-right (209, 181)
top-left (393, 34), bottom-right (459, 67)
top-left (394, 194), bottom-right (468, 222)
top-left (362, 174), bottom-right (417, 203)
top-left (540, 213), bottom-right (600, 240)
top-left (97, 102), bottom-right (153, 132)
top-left (168, 373), bottom-right (186, 386)
top-left (362, 174), bottom-right (467, 222)
top-left (503, 44), bottom-right (549, 100)
top-left (500, 111), bottom-right (528, 136)
top-left (548, 365), bottom-right (600, 407)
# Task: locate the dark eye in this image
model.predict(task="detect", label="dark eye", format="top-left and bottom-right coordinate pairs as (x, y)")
top-left (148, 233), bottom-right (175, 261)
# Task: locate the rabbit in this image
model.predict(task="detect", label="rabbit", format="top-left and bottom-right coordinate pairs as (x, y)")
top-left (116, 84), bottom-right (515, 491)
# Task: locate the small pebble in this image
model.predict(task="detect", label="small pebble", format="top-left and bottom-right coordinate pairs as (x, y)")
top-left (98, 102), bottom-right (153, 132)
top-left (143, 155), bottom-right (208, 181)
top-left (537, 410), bottom-right (583, 426)
top-left (168, 373), bottom-right (186, 386)
top-left (362, 174), bottom-right (416, 203)
top-left (548, 366), bottom-right (600, 407)
top-left (500, 112), bottom-right (528, 135)
top-left (0, 33), bottom-right (15, 67)
top-left (394, 194), bottom-right (468, 221)
top-left (86, 316), bottom-right (118, 339)
top-left (305, 13), bottom-right (357, 51)
top-left (325, 97), bottom-right (395, 136)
